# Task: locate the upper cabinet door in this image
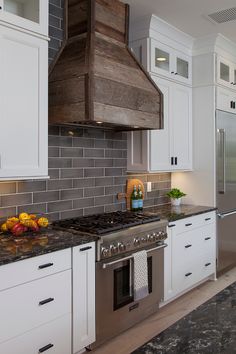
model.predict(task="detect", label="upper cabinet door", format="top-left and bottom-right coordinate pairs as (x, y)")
top-left (171, 83), bottom-right (192, 170)
top-left (0, 0), bottom-right (48, 36)
top-left (150, 39), bottom-right (192, 85)
top-left (0, 25), bottom-right (48, 179)
top-left (217, 56), bottom-right (236, 90)
top-left (174, 50), bottom-right (192, 85)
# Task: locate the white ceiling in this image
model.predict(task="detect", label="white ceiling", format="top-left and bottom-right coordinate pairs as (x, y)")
top-left (123, 0), bottom-right (236, 43)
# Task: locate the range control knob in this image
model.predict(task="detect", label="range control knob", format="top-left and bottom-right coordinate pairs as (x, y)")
top-left (110, 244), bottom-right (118, 254)
top-left (140, 237), bottom-right (146, 243)
top-left (147, 234), bottom-right (154, 242)
top-left (118, 242), bottom-right (126, 252)
top-left (101, 247), bottom-right (109, 258)
top-left (134, 238), bottom-right (140, 246)
top-left (159, 231), bottom-right (167, 240)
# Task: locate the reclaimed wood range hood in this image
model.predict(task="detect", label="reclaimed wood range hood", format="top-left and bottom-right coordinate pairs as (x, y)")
top-left (49, 0), bottom-right (163, 131)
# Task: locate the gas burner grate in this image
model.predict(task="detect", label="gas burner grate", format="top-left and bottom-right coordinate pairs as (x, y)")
top-left (53, 211), bottom-right (161, 235)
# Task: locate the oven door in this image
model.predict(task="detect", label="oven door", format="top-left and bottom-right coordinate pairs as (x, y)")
top-left (94, 244), bottom-right (165, 348)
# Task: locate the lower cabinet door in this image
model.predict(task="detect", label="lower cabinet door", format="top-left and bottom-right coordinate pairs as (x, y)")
top-left (173, 266), bottom-right (199, 294)
top-left (0, 314), bottom-right (71, 354)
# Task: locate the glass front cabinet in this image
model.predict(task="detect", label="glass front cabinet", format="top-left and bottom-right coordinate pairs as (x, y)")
top-left (151, 39), bottom-right (192, 85)
top-left (0, 0), bottom-right (48, 36)
top-left (217, 55), bottom-right (236, 89)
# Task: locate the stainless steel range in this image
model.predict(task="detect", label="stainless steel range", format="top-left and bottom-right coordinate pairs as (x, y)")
top-left (54, 211), bottom-right (168, 349)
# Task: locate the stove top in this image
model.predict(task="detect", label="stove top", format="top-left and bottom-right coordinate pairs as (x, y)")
top-left (53, 211), bottom-right (161, 235)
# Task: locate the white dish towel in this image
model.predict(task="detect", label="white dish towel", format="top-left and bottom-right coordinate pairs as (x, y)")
top-left (133, 250), bottom-right (149, 301)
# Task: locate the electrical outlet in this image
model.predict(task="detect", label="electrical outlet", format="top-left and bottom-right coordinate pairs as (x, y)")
top-left (147, 181), bottom-right (152, 192)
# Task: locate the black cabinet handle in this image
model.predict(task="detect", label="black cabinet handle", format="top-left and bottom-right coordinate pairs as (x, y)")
top-left (205, 262), bottom-right (211, 267)
top-left (0, 6), bottom-right (2, 10)
top-left (175, 72), bottom-right (178, 75)
top-left (185, 223), bottom-right (192, 227)
top-left (185, 244), bottom-right (192, 248)
top-left (185, 272), bottom-right (192, 277)
top-left (80, 246), bottom-right (92, 252)
top-left (205, 237), bottom-right (211, 240)
top-left (175, 157), bottom-right (177, 165)
top-left (38, 263), bottom-right (54, 270)
top-left (230, 101), bottom-right (233, 108)
top-left (171, 71), bottom-right (175, 74)
top-left (39, 298), bottom-right (54, 306)
top-left (39, 344), bottom-right (54, 353)
top-left (231, 82), bottom-right (234, 85)
top-left (205, 218), bottom-right (211, 221)
top-left (171, 157), bottom-right (174, 165)
top-left (168, 224), bottom-right (176, 228)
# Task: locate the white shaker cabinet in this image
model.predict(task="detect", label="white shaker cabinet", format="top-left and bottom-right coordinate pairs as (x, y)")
top-left (0, 249), bottom-right (72, 354)
top-left (151, 39), bottom-right (192, 85)
top-left (0, 24), bottom-right (48, 179)
top-left (0, 0), bottom-right (48, 36)
top-left (128, 77), bottom-right (192, 172)
top-left (73, 243), bottom-right (96, 353)
top-left (163, 212), bottom-right (216, 303)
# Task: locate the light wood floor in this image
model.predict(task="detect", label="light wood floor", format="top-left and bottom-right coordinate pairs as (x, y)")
top-left (92, 267), bottom-right (236, 354)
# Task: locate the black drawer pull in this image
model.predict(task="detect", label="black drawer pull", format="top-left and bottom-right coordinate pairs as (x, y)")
top-left (171, 157), bottom-right (174, 165)
top-left (39, 344), bottom-right (54, 353)
top-left (175, 157), bottom-right (178, 165)
top-left (38, 263), bottom-right (54, 270)
top-left (185, 244), bottom-right (192, 248)
top-left (80, 246), bottom-right (92, 252)
top-left (168, 224), bottom-right (176, 228)
top-left (205, 218), bottom-right (211, 221)
top-left (185, 272), bottom-right (192, 277)
top-left (205, 237), bottom-right (211, 240)
top-left (39, 298), bottom-right (54, 306)
top-left (205, 262), bottom-right (211, 267)
top-left (185, 223), bottom-right (192, 227)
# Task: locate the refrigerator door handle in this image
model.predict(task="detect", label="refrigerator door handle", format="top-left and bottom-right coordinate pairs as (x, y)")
top-left (217, 128), bottom-right (226, 194)
top-left (218, 209), bottom-right (236, 219)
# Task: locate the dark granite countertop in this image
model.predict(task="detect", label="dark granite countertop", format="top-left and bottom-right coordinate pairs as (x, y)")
top-left (133, 281), bottom-right (236, 354)
top-left (145, 204), bottom-right (217, 222)
top-left (0, 228), bottom-right (98, 266)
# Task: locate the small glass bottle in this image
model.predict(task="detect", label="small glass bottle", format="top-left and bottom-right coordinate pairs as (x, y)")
top-left (131, 185), bottom-right (139, 212)
top-left (138, 185), bottom-right (143, 211)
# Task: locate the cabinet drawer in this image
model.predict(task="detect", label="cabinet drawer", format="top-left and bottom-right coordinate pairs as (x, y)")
top-left (169, 211), bottom-right (215, 234)
top-left (0, 313), bottom-right (71, 354)
top-left (173, 266), bottom-right (199, 294)
top-left (0, 270), bottom-right (71, 344)
top-left (200, 255), bottom-right (216, 279)
top-left (0, 248), bottom-right (71, 291)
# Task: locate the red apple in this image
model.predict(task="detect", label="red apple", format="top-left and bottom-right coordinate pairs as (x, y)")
top-left (11, 223), bottom-right (25, 236)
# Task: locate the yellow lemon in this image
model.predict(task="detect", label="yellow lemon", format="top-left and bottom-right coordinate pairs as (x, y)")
top-left (19, 213), bottom-right (29, 221)
top-left (37, 217), bottom-right (49, 228)
top-left (6, 217), bottom-right (19, 230)
top-left (1, 223), bottom-right (8, 232)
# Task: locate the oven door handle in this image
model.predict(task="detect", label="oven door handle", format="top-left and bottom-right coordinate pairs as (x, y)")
top-left (102, 243), bottom-right (167, 269)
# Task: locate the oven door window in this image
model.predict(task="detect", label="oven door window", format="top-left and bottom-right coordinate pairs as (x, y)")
top-left (114, 257), bottom-right (152, 311)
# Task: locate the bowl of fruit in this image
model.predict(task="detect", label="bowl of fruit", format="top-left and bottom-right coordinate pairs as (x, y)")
top-left (1, 213), bottom-right (49, 237)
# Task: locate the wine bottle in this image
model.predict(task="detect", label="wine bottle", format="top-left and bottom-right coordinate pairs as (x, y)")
top-left (138, 184), bottom-right (143, 211)
top-left (131, 185), bottom-right (139, 212)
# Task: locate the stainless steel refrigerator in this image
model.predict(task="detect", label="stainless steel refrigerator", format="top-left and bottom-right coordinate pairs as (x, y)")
top-left (216, 109), bottom-right (236, 273)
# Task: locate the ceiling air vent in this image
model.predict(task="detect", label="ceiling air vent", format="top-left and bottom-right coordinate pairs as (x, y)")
top-left (207, 7), bottom-right (236, 24)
